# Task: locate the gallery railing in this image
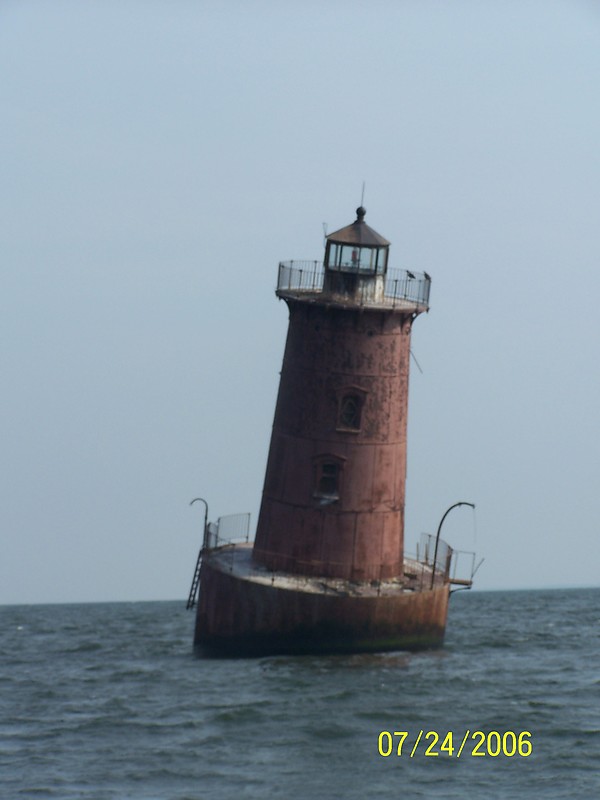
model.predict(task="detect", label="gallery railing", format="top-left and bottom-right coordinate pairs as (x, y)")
top-left (204, 512), bottom-right (251, 550)
top-left (191, 517), bottom-right (476, 604)
top-left (276, 261), bottom-right (431, 309)
top-left (202, 538), bottom-right (457, 595)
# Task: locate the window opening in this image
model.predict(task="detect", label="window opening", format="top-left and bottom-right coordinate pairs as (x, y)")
top-left (314, 459), bottom-right (342, 502)
top-left (318, 462), bottom-right (339, 496)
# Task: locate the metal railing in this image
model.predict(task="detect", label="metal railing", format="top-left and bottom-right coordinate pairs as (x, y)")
top-left (417, 532), bottom-right (479, 588)
top-left (417, 532), bottom-right (453, 578)
top-left (203, 538), bottom-right (454, 596)
top-left (204, 512), bottom-right (251, 550)
top-left (385, 269), bottom-right (431, 306)
top-left (193, 505), bottom-right (475, 598)
top-left (277, 261), bottom-right (324, 292)
top-left (197, 512), bottom-right (473, 595)
top-left (449, 549), bottom-right (479, 588)
top-left (186, 512), bottom-right (252, 609)
top-left (277, 261), bottom-right (431, 309)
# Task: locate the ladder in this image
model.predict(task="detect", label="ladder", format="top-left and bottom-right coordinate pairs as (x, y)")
top-left (186, 548), bottom-right (203, 609)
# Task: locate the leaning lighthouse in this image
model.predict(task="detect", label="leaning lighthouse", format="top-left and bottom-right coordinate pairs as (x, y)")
top-left (190, 206), bottom-right (468, 656)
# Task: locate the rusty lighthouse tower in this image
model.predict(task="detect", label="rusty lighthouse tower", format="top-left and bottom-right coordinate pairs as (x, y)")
top-left (253, 206), bottom-right (416, 584)
top-left (191, 206), bottom-right (466, 656)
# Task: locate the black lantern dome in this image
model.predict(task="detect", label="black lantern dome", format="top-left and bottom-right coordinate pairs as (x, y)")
top-left (324, 207), bottom-right (390, 276)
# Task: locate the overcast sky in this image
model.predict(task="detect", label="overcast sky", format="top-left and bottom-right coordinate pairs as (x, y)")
top-left (2, 0), bottom-right (599, 604)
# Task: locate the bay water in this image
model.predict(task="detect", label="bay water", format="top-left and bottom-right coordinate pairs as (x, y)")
top-left (1, 588), bottom-right (598, 799)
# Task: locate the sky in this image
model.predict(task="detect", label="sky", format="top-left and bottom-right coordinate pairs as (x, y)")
top-left (1, 0), bottom-right (599, 604)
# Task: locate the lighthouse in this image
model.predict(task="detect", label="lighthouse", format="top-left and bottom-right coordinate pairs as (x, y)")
top-left (190, 207), bottom-right (466, 656)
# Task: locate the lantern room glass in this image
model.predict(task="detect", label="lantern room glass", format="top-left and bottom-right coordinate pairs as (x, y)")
top-left (326, 243), bottom-right (388, 275)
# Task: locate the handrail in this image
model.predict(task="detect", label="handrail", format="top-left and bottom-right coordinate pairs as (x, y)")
top-left (201, 538), bottom-right (455, 595)
top-left (430, 502), bottom-right (475, 589)
top-left (276, 261), bottom-right (431, 309)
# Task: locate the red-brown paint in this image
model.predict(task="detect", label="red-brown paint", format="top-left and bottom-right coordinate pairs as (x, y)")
top-left (252, 299), bottom-right (416, 581)
top-left (193, 210), bottom-right (442, 656)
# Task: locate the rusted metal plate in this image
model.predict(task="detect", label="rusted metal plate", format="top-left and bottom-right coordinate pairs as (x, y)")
top-left (195, 558), bottom-right (449, 657)
top-left (253, 302), bottom-right (414, 581)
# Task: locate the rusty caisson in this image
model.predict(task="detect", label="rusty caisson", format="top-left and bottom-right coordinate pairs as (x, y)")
top-left (188, 206), bottom-right (473, 656)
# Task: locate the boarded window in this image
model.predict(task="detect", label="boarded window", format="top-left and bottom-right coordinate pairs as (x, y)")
top-left (338, 394), bottom-right (362, 430)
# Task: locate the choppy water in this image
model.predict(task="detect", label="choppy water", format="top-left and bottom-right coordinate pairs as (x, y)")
top-left (1, 588), bottom-right (599, 799)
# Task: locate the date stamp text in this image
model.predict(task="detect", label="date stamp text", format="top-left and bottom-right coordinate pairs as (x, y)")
top-left (378, 730), bottom-right (533, 758)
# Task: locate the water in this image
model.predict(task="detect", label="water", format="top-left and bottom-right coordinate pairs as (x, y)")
top-left (1, 588), bottom-right (598, 799)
